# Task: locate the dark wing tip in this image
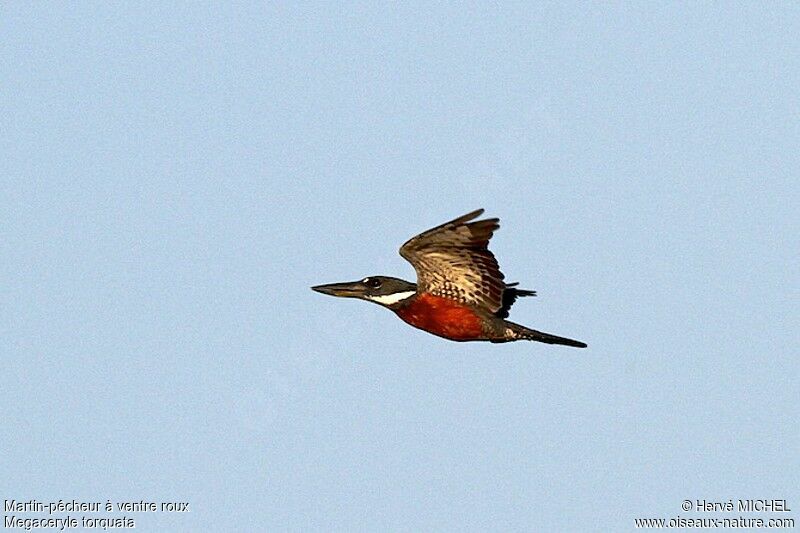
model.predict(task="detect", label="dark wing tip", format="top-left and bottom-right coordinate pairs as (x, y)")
top-left (495, 285), bottom-right (536, 318)
top-left (400, 208), bottom-right (490, 256)
top-left (451, 208), bottom-right (485, 225)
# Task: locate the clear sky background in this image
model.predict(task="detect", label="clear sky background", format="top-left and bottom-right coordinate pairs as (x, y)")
top-left (2, 2), bottom-right (798, 531)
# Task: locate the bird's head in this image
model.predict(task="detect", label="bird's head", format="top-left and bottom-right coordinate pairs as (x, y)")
top-left (311, 276), bottom-right (417, 307)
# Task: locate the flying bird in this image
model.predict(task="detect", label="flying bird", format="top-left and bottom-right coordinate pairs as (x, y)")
top-left (312, 209), bottom-right (586, 347)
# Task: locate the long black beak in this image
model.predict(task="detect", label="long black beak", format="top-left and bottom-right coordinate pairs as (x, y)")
top-left (311, 281), bottom-right (366, 298)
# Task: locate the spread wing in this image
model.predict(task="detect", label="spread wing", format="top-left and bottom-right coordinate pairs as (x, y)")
top-left (399, 209), bottom-right (508, 313)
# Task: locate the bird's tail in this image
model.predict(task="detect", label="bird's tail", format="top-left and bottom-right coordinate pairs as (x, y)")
top-left (506, 322), bottom-right (587, 348)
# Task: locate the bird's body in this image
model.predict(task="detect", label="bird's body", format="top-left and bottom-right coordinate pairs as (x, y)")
top-left (312, 209), bottom-right (586, 348)
top-left (394, 292), bottom-right (484, 341)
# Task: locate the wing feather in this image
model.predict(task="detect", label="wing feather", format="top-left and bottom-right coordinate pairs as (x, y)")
top-left (399, 209), bottom-right (510, 313)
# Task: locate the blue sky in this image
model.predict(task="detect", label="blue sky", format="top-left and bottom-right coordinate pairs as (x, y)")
top-left (2, 2), bottom-right (798, 531)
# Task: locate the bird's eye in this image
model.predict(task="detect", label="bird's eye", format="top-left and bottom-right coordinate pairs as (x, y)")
top-left (365, 277), bottom-right (382, 288)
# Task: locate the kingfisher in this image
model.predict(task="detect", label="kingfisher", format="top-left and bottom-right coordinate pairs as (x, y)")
top-left (312, 209), bottom-right (587, 347)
